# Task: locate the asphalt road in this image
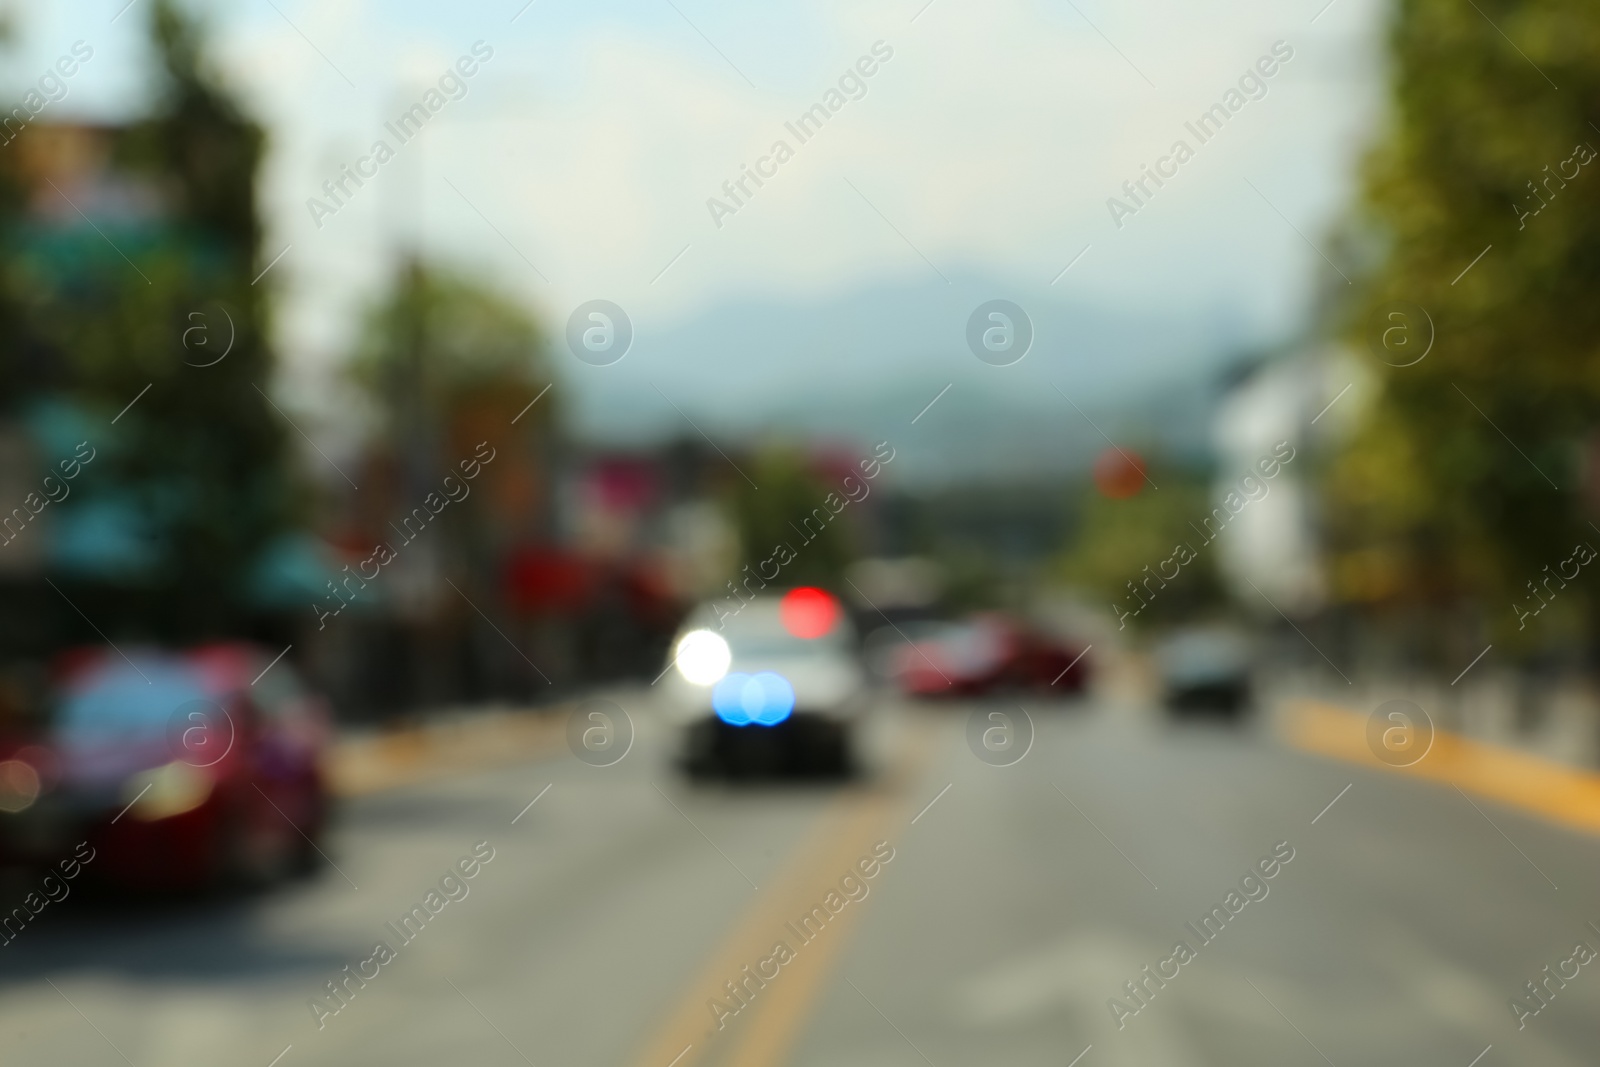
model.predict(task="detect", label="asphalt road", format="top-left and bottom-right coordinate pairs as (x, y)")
top-left (3, 689), bottom-right (1599, 1066)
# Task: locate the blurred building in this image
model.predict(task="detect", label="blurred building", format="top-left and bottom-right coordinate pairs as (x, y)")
top-left (1210, 347), bottom-right (1365, 617)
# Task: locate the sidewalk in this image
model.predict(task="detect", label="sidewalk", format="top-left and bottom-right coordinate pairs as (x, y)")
top-left (326, 703), bottom-right (573, 796)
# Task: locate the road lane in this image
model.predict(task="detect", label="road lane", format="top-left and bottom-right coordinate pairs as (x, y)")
top-left (2, 691), bottom-right (865, 1067)
top-left (2, 691), bottom-right (1598, 1066)
top-left (783, 703), bottom-right (1600, 1066)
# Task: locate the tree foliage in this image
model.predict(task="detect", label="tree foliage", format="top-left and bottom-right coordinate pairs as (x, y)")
top-left (729, 448), bottom-right (855, 589)
top-left (346, 258), bottom-right (557, 575)
top-left (1326, 0), bottom-right (1600, 647)
top-left (3, 0), bottom-right (293, 640)
top-left (351, 259), bottom-right (555, 445)
top-left (1055, 471), bottom-right (1224, 626)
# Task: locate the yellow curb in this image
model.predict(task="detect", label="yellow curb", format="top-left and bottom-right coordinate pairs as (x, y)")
top-left (1283, 699), bottom-right (1600, 835)
top-left (326, 708), bottom-right (571, 797)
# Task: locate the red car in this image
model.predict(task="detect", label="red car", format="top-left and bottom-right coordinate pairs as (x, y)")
top-left (0, 644), bottom-right (331, 891)
top-left (886, 614), bottom-right (1090, 697)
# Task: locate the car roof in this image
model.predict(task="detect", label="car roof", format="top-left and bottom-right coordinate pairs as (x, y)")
top-left (56, 643), bottom-right (282, 697)
top-left (187, 642), bottom-right (275, 692)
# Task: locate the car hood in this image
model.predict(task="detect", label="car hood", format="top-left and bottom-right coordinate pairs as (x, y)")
top-left (663, 653), bottom-right (866, 721)
top-left (51, 732), bottom-right (178, 790)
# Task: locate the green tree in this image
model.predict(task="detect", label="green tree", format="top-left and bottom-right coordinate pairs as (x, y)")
top-left (1056, 470), bottom-right (1223, 627)
top-left (730, 448), bottom-right (854, 589)
top-left (6, 0), bottom-right (294, 639)
top-left (351, 259), bottom-right (555, 448)
top-left (1327, 0), bottom-right (1600, 648)
top-left (348, 259), bottom-right (557, 565)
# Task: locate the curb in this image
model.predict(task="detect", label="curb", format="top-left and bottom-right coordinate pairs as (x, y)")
top-left (1282, 699), bottom-right (1600, 836)
top-left (326, 706), bottom-right (572, 797)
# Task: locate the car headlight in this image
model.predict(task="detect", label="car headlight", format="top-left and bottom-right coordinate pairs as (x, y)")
top-left (674, 629), bottom-right (731, 685)
top-left (0, 760), bottom-right (41, 814)
top-left (124, 762), bottom-right (213, 822)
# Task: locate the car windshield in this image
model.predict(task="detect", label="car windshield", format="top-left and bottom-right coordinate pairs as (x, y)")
top-left (705, 604), bottom-right (849, 660)
top-left (54, 659), bottom-right (211, 742)
top-left (726, 634), bottom-right (832, 660)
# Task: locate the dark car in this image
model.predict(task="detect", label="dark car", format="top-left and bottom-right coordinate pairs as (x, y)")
top-left (0, 644), bottom-right (332, 891)
top-left (1156, 627), bottom-right (1254, 718)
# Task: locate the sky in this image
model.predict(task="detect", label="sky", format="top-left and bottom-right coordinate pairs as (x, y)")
top-left (5, 0), bottom-right (1388, 480)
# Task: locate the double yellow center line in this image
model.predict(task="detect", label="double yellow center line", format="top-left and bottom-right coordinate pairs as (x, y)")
top-left (630, 721), bottom-right (940, 1067)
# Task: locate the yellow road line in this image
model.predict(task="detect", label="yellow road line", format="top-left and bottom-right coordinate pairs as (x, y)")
top-left (1284, 699), bottom-right (1600, 835)
top-left (628, 720), bottom-right (940, 1067)
top-left (625, 790), bottom-right (862, 1067)
top-left (719, 792), bottom-right (903, 1067)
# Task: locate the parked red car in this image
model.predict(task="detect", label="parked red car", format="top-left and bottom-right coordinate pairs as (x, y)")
top-left (0, 644), bottom-right (331, 891)
top-left (884, 614), bottom-right (1090, 697)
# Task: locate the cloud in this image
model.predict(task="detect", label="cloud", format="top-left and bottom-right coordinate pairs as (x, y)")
top-left (15, 0), bottom-right (1385, 440)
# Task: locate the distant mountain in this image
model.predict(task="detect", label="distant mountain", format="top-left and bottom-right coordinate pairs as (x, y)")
top-left (563, 272), bottom-right (1265, 483)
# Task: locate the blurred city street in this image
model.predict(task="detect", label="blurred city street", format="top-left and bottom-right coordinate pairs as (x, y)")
top-left (4, 684), bottom-right (1598, 1066)
top-left (4, 0), bottom-right (1600, 1062)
